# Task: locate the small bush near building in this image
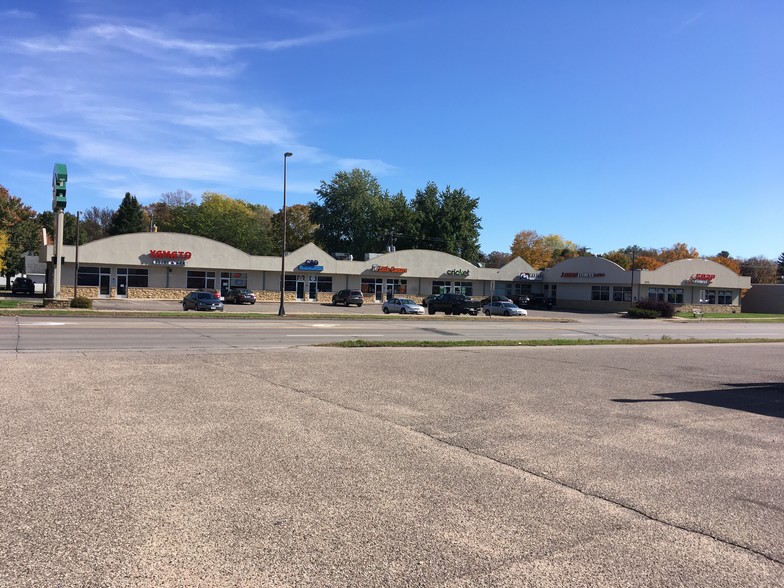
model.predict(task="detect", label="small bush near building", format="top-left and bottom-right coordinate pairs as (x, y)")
top-left (628, 299), bottom-right (675, 319)
top-left (627, 307), bottom-right (660, 319)
top-left (70, 296), bottom-right (93, 309)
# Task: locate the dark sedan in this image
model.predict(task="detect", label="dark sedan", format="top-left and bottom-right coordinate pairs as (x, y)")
top-left (224, 288), bottom-right (256, 305)
top-left (182, 291), bottom-right (224, 311)
top-left (11, 277), bottom-right (36, 295)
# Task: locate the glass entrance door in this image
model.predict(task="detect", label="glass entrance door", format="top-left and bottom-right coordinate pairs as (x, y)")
top-left (116, 275), bottom-right (127, 297)
top-left (99, 274), bottom-right (111, 297)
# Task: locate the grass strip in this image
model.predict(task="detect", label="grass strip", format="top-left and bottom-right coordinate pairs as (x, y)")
top-left (321, 337), bottom-right (784, 348)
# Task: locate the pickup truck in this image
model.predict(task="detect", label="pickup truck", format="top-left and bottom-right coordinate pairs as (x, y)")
top-left (426, 293), bottom-right (481, 316)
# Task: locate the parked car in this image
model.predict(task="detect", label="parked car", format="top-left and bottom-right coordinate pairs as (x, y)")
top-left (528, 294), bottom-right (554, 309)
top-left (224, 288), bottom-right (256, 305)
top-left (483, 301), bottom-right (527, 317)
top-left (382, 297), bottom-right (425, 315)
top-left (480, 295), bottom-right (511, 306)
top-left (421, 294), bottom-right (438, 308)
top-left (197, 288), bottom-right (222, 301)
top-left (509, 294), bottom-right (530, 307)
top-left (332, 289), bottom-right (364, 307)
top-left (182, 291), bottom-right (224, 311)
top-left (11, 277), bottom-right (35, 295)
top-left (427, 293), bottom-right (481, 316)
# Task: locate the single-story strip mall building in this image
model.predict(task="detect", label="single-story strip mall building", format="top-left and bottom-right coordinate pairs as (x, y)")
top-left (40, 232), bottom-right (751, 312)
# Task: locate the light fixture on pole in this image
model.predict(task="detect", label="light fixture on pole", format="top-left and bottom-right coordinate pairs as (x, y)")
top-left (278, 152), bottom-right (293, 316)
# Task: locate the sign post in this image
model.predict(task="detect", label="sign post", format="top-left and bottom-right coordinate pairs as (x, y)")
top-left (52, 164), bottom-right (68, 298)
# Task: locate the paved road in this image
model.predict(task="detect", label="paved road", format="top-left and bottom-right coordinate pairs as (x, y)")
top-left (1, 342), bottom-right (783, 586)
top-left (2, 311), bottom-right (784, 352)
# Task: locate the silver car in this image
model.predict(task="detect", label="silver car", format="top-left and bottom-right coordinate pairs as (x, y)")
top-left (482, 301), bottom-right (527, 317)
top-left (382, 297), bottom-right (425, 315)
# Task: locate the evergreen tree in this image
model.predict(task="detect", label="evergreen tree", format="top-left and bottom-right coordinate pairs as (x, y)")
top-left (108, 193), bottom-right (146, 235)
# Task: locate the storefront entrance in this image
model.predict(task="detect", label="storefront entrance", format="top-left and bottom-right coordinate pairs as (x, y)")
top-left (116, 275), bottom-right (127, 297)
top-left (99, 274), bottom-right (110, 297)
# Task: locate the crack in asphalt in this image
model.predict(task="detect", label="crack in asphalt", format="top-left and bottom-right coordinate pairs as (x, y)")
top-left (222, 362), bottom-right (783, 567)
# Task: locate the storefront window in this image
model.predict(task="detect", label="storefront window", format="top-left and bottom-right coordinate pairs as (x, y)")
top-left (187, 271), bottom-right (216, 289)
top-left (386, 278), bottom-right (408, 295)
top-left (591, 286), bottom-right (610, 301)
top-left (648, 288), bottom-right (665, 302)
top-left (432, 280), bottom-right (450, 294)
top-left (222, 272), bottom-right (247, 289)
top-left (77, 266), bottom-right (100, 286)
top-left (717, 290), bottom-right (732, 304)
top-left (667, 288), bottom-right (684, 304)
top-left (361, 277), bottom-right (383, 295)
top-left (316, 276), bottom-right (333, 292)
top-left (612, 286), bottom-right (631, 302)
top-left (284, 275), bottom-right (297, 292)
top-left (505, 283), bottom-right (532, 298)
top-left (701, 289), bottom-right (716, 304)
top-left (454, 281), bottom-right (473, 296)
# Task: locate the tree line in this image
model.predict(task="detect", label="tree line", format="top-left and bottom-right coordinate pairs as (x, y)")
top-left (484, 229), bottom-right (783, 284)
top-left (2, 173), bottom-right (783, 285)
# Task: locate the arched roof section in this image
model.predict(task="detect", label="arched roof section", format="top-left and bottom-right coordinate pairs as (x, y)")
top-left (495, 257), bottom-right (539, 280)
top-left (360, 249), bottom-right (479, 278)
top-left (646, 258), bottom-right (750, 288)
top-left (543, 256), bottom-right (627, 282)
top-left (78, 232), bottom-right (255, 268)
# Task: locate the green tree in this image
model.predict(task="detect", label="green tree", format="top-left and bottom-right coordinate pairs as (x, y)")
top-left (310, 169), bottom-right (391, 259)
top-left (0, 185), bottom-right (37, 282)
top-left (271, 203), bottom-right (318, 252)
top-left (190, 192), bottom-right (275, 255)
top-left (409, 182), bottom-right (482, 261)
top-left (81, 206), bottom-right (114, 243)
top-left (145, 190), bottom-right (194, 233)
top-left (439, 186), bottom-right (481, 262)
top-left (383, 191), bottom-right (417, 252)
top-left (108, 193), bottom-right (146, 235)
top-left (36, 211), bottom-right (82, 246)
top-left (411, 182), bottom-right (442, 250)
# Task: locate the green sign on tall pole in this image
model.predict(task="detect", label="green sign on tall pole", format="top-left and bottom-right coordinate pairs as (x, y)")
top-left (52, 163), bottom-right (67, 210)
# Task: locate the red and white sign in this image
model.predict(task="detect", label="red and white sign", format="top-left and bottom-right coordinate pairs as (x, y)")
top-left (688, 273), bottom-right (715, 285)
top-left (150, 250), bottom-right (192, 260)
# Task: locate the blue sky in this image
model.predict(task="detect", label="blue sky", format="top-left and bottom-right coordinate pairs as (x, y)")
top-left (1, 1), bottom-right (782, 259)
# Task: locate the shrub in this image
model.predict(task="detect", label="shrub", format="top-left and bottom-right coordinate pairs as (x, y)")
top-left (632, 298), bottom-right (675, 318)
top-left (627, 306), bottom-right (659, 319)
top-left (70, 296), bottom-right (93, 309)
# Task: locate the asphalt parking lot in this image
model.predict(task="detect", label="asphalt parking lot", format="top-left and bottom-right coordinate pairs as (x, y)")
top-left (2, 342), bottom-right (782, 587)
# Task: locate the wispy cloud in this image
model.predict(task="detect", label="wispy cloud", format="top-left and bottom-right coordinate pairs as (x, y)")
top-left (0, 9), bottom-right (34, 19)
top-left (337, 159), bottom-right (398, 176)
top-left (0, 9), bottom-right (397, 207)
top-left (674, 11), bottom-right (705, 33)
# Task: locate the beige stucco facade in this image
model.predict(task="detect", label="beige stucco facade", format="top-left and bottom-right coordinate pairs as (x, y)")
top-left (40, 233), bottom-right (751, 312)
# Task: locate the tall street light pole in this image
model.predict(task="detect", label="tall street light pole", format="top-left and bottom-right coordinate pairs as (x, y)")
top-left (278, 152), bottom-right (293, 316)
